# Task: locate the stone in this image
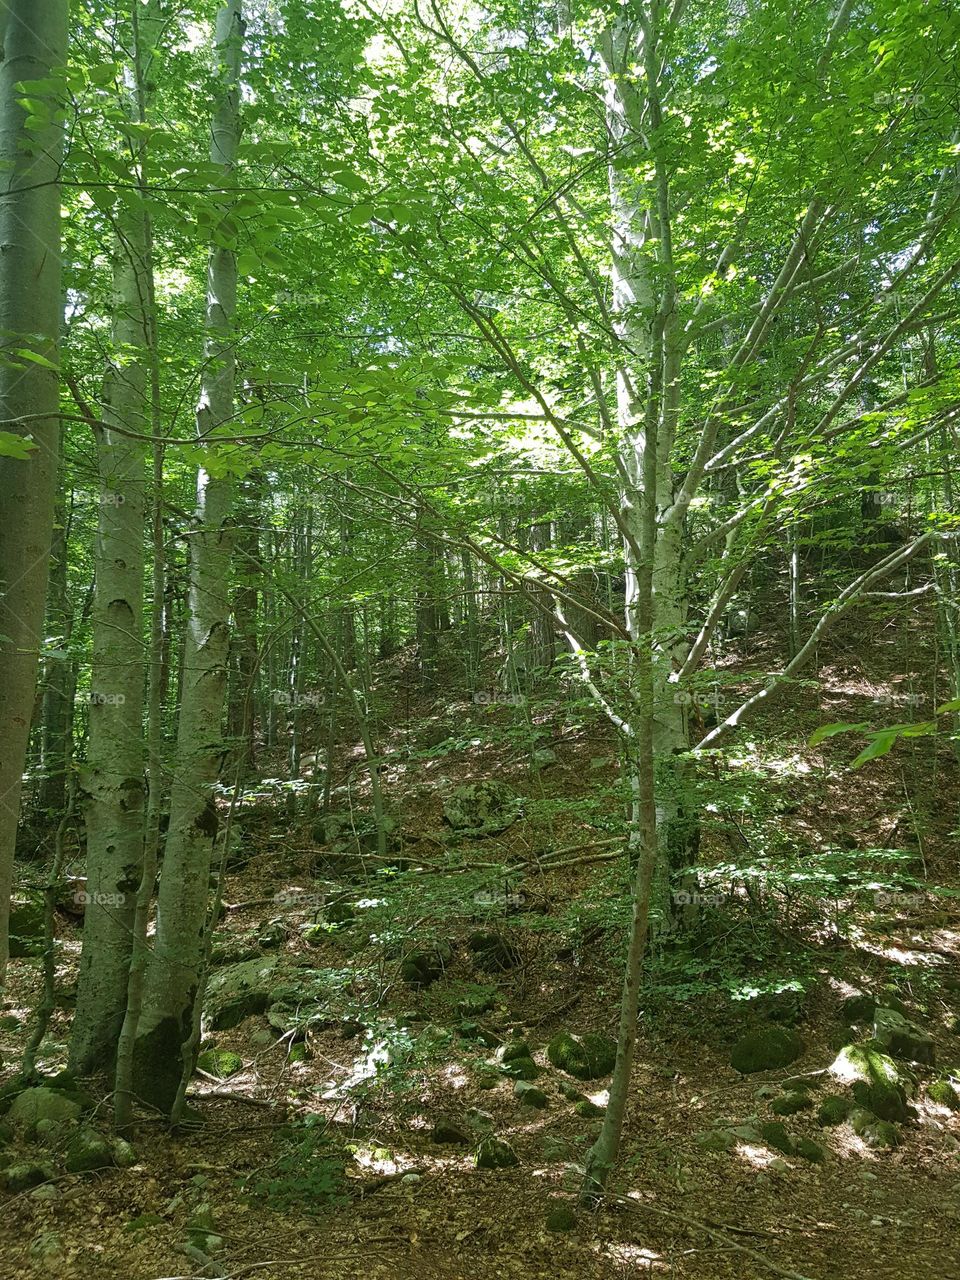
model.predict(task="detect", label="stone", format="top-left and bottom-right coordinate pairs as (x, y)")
top-left (431, 1119), bottom-right (469, 1145)
top-left (546, 1200), bottom-right (576, 1232)
top-left (475, 1136), bottom-right (519, 1169)
top-left (501, 1056), bottom-right (539, 1081)
top-left (928, 1078), bottom-right (960, 1110)
top-left (204, 956), bottom-right (281, 1029)
top-left (696, 1129), bottom-right (736, 1152)
top-left (730, 1027), bottom-right (804, 1074)
top-left (467, 932), bottom-right (520, 972)
top-left (456, 990), bottom-right (496, 1017)
top-left (574, 1099), bottom-right (605, 1118)
top-left (196, 1049), bottom-right (243, 1079)
top-left (400, 942), bottom-right (453, 988)
top-left (6, 1088), bottom-right (81, 1137)
top-left (443, 782), bottom-right (521, 838)
top-left (0, 1163), bottom-right (55, 1193)
top-left (111, 1138), bottom-right (137, 1168)
top-left (514, 1081), bottom-right (548, 1109)
top-left (771, 1092), bottom-right (813, 1116)
top-left (793, 1138), bottom-right (825, 1163)
top-left (758, 1121), bottom-right (794, 1155)
top-left (8, 893), bottom-right (45, 959)
top-left (64, 1129), bottom-right (115, 1173)
top-left (465, 1108), bottom-right (494, 1133)
top-left (873, 1007), bottom-right (935, 1065)
top-left (547, 1031), bottom-right (617, 1080)
top-left (840, 994), bottom-right (877, 1024)
top-left (782, 1074), bottom-right (820, 1092)
top-left (818, 1095), bottom-right (853, 1126)
top-left (832, 1043), bottom-right (910, 1122)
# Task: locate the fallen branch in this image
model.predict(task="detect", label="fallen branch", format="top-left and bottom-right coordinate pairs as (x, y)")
top-left (610, 1193), bottom-right (817, 1280)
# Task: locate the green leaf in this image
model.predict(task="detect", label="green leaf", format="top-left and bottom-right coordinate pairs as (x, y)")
top-left (849, 730), bottom-right (900, 770)
top-left (808, 721), bottom-right (868, 747)
top-left (13, 348), bottom-right (59, 371)
top-left (0, 431), bottom-right (37, 459)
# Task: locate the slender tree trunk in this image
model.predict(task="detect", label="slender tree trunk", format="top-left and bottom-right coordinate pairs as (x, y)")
top-left (132, 0), bottom-right (244, 1112)
top-left (38, 483), bottom-right (72, 814)
top-left (0, 0), bottom-right (68, 982)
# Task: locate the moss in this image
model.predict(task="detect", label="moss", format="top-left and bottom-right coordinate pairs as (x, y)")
top-left (500, 1056), bottom-right (539, 1081)
top-left (131, 1014), bottom-right (192, 1113)
top-left (547, 1031), bottom-right (616, 1080)
top-left (730, 1027), bottom-right (803, 1075)
top-left (196, 1049), bottom-right (243, 1079)
top-left (574, 1099), bottom-right (604, 1118)
top-left (793, 1138), bottom-right (825, 1163)
top-left (546, 1201), bottom-right (577, 1232)
top-left (500, 1039), bottom-right (532, 1063)
top-left (475, 1136), bottom-right (519, 1169)
top-left (817, 1094), bottom-right (853, 1126)
top-left (831, 1042), bottom-right (910, 1122)
top-left (770, 1092), bottom-right (813, 1116)
top-left (515, 1082), bottom-right (548, 1109)
top-left (928, 1078), bottom-right (960, 1110)
top-left (696, 1129), bottom-right (737, 1152)
top-left (758, 1121), bottom-right (794, 1155)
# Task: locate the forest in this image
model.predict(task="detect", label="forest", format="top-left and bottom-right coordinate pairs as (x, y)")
top-left (0, 0), bottom-right (958, 1276)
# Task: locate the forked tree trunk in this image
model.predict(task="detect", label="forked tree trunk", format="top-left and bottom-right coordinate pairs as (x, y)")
top-left (132, 0), bottom-right (244, 1112)
top-left (0, 0), bottom-right (68, 982)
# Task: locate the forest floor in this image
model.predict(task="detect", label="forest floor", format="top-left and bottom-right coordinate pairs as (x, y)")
top-left (1, 601), bottom-right (959, 1280)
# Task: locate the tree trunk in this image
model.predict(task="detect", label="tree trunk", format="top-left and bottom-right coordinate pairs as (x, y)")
top-left (132, 0), bottom-right (244, 1112)
top-left (0, 0), bottom-right (68, 982)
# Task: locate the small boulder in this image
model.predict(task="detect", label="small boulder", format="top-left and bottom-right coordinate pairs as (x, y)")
top-left (475, 1136), bottom-right (519, 1169)
top-left (793, 1137), bottom-right (825, 1163)
top-left (204, 956), bottom-right (280, 1029)
top-left (873, 1007), bottom-right (935, 1065)
top-left (547, 1031), bottom-right (617, 1080)
top-left (758, 1121), bottom-right (794, 1155)
top-left (0, 1163), bottom-right (55, 1193)
top-left (197, 1048), bottom-right (243, 1079)
top-left (431, 1119), bottom-right (469, 1145)
top-left (514, 1081), bottom-right (548, 1109)
top-left (574, 1099), bottom-right (605, 1118)
top-left (64, 1129), bottom-right (115, 1173)
top-left (695, 1129), bottom-right (736, 1152)
top-left (818, 1095), bottom-right (853, 1126)
top-left (545, 1200), bottom-right (576, 1232)
top-left (443, 782), bottom-right (521, 838)
top-left (831, 1043), bottom-right (910, 1122)
top-left (400, 943), bottom-right (453, 989)
top-left (8, 894), bottom-right (45, 959)
top-left (6, 1088), bottom-right (81, 1137)
top-left (730, 1027), bottom-right (803, 1074)
top-left (928, 1078), bottom-right (960, 1110)
top-left (771, 1092), bottom-right (812, 1116)
top-left (467, 932), bottom-right (520, 972)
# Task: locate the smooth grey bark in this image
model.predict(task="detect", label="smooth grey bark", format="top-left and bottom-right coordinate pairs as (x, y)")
top-left (132, 0), bottom-right (244, 1112)
top-left (38, 483), bottom-right (72, 814)
top-left (0, 0), bottom-right (68, 982)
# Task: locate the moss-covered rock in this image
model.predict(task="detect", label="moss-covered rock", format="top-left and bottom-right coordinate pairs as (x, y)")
top-left (6, 1088), bottom-right (81, 1138)
top-left (793, 1137), bottom-right (825, 1163)
top-left (831, 1042), bottom-right (909, 1122)
top-left (500, 1056), bottom-right (539, 1080)
top-left (872, 1007), bottom-right (935, 1065)
top-left (574, 1099), bottom-right (605, 1118)
top-left (475, 1136), bottom-right (519, 1169)
top-left (730, 1027), bottom-right (803, 1074)
top-left (196, 1049), bottom-right (243, 1079)
top-left (928, 1077), bottom-right (960, 1110)
top-left (431, 1119), bottom-right (469, 1145)
top-left (758, 1120), bottom-right (794, 1155)
top-left (546, 1201), bottom-right (577, 1232)
top-left (8, 893), bottom-right (45, 959)
top-left (840, 994), bottom-right (877, 1024)
top-left (204, 956), bottom-right (280, 1029)
top-left (443, 782), bottom-right (521, 838)
top-left (0, 1163), bottom-right (55, 1193)
top-left (467, 932), bottom-right (520, 972)
top-left (818, 1094), bottom-right (853, 1126)
top-left (695, 1129), bottom-right (737, 1152)
top-left (547, 1031), bottom-right (616, 1080)
top-left (64, 1129), bottom-right (115, 1173)
top-left (770, 1092), bottom-right (813, 1116)
top-left (400, 943), bottom-right (453, 988)
top-left (514, 1081), bottom-right (548, 1109)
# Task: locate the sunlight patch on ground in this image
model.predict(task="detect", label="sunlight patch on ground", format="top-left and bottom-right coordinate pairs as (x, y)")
top-left (594, 1241), bottom-right (666, 1271)
top-left (735, 1142), bottom-right (781, 1168)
